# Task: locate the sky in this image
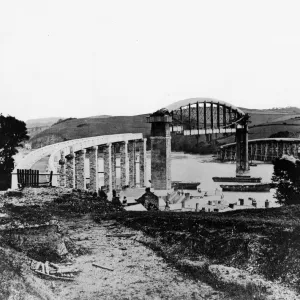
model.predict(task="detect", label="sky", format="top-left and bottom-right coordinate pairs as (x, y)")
top-left (1, 0), bottom-right (300, 122)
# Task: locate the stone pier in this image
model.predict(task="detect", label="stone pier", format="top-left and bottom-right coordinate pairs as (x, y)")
top-left (137, 138), bottom-right (147, 187)
top-left (148, 113), bottom-right (172, 190)
top-left (65, 147), bottom-right (75, 188)
top-left (88, 146), bottom-right (98, 192)
top-left (58, 150), bottom-right (66, 187)
top-left (103, 144), bottom-right (112, 194)
top-left (111, 143), bottom-right (117, 191)
top-left (75, 149), bottom-right (86, 190)
top-left (120, 141), bottom-right (128, 187)
top-left (128, 141), bottom-right (136, 188)
top-left (236, 124), bottom-right (249, 175)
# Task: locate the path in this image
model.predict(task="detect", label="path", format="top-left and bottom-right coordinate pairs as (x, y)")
top-left (53, 215), bottom-right (224, 300)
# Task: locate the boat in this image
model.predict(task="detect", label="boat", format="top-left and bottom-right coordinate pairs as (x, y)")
top-left (220, 183), bottom-right (271, 192)
top-left (212, 176), bottom-right (262, 183)
top-left (172, 181), bottom-right (201, 190)
top-left (249, 162), bottom-right (258, 167)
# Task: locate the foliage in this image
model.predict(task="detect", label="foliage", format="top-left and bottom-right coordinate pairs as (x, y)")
top-left (171, 135), bottom-right (219, 154)
top-left (269, 131), bottom-right (292, 138)
top-left (272, 156), bottom-right (300, 205)
top-left (0, 115), bottom-right (29, 175)
top-left (52, 117), bottom-right (77, 126)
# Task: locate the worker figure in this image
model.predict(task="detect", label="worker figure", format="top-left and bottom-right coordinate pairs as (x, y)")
top-left (122, 196), bottom-right (127, 206)
top-left (165, 199), bottom-right (170, 211)
top-left (265, 199), bottom-right (269, 208)
top-left (221, 193), bottom-right (224, 199)
top-left (99, 188), bottom-right (107, 199)
top-left (252, 199), bottom-right (257, 208)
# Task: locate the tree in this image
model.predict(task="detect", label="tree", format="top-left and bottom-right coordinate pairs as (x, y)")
top-left (0, 115), bottom-right (29, 175)
top-left (269, 131), bottom-right (291, 138)
top-left (272, 155), bottom-right (300, 205)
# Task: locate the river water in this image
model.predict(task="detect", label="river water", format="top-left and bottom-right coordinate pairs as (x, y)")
top-left (146, 152), bottom-right (279, 210)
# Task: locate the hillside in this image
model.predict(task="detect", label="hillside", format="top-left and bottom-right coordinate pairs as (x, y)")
top-left (30, 115), bottom-right (151, 148)
top-left (29, 106), bottom-right (300, 149)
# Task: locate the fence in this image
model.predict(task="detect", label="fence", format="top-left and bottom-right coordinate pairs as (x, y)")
top-left (17, 169), bottom-right (53, 188)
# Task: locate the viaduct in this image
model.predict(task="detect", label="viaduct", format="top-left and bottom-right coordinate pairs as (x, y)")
top-left (12, 133), bottom-right (147, 196)
top-left (13, 97), bottom-right (291, 192)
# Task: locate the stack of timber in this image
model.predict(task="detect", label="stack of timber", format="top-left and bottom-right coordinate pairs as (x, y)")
top-left (212, 176), bottom-right (262, 183)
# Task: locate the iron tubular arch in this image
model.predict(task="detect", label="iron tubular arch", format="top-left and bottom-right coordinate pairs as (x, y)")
top-left (164, 98), bottom-right (245, 135)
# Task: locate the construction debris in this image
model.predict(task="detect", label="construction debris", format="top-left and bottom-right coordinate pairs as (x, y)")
top-left (92, 263), bottom-right (114, 271)
top-left (31, 259), bottom-right (80, 281)
top-left (106, 233), bottom-right (136, 238)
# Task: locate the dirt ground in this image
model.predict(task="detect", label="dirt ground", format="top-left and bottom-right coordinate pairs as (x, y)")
top-left (1, 188), bottom-right (299, 300)
top-left (52, 214), bottom-right (224, 300)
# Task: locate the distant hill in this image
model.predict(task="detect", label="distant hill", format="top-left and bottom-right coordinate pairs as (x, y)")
top-left (87, 115), bottom-right (111, 119)
top-left (29, 106), bottom-right (300, 149)
top-left (26, 117), bottom-right (61, 128)
top-left (240, 106), bottom-right (300, 114)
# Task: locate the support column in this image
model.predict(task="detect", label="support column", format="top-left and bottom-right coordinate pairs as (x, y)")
top-left (65, 147), bottom-right (75, 188)
top-left (147, 113), bottom-right (172, 190)
top-left (120, 141), bottom-right (128, 187)
top-left (137, 138), bottom-right (147, 187)
top-left (58, 149), bottom-right (66, 187)
top-left (128, 141), bottom-right (136, 187)
top-left (88, 146), bottom-right (98, 192)
top-left (75, 149), bottom-right (86, 190)
top-left (111, 143), bottom-right (117, 191)
top-left (236, 124), bottom-right (249, 176)
top-left (103, 143), bottom-right (112, 194)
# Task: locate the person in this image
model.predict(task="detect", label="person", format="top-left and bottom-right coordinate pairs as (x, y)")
top-left (221, 193), bottom-right (224, 199)
top-left (265, 199), bottom-right (269, 208)
top-left (99, 188), bottom-right (107, 199)
top-left (122, 196), bottom-right (127, 206)
top-left (165, 199), bottom-right (170, 211)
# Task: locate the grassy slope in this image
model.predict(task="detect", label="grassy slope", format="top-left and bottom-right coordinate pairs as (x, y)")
top-left (30, 115), bottom-right (151, 148)
top-left (100, 206), bottom-right (300, 294)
